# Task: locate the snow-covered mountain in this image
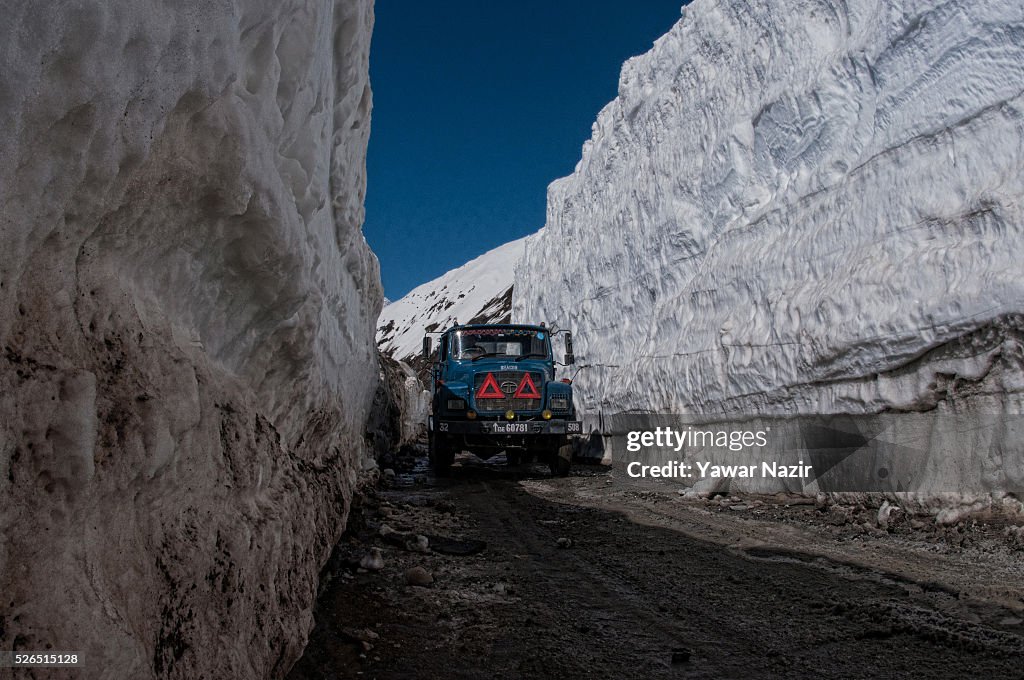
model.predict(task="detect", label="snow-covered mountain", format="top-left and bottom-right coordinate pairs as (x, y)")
top-left (514, 0), bottom-right (1024, 496)
top-left (378, 237), bottom-right (527, 361)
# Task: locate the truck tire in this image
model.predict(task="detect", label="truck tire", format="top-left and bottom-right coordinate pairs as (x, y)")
top-left (429, 432), bottom-right (455, 475)
top-left (549, 442), bottom-right (572, 477)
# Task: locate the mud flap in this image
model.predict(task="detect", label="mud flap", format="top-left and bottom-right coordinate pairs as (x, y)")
top-left (550, 443), bottom-right (572, 477)
top-left (429, 431), bottom-right (455, 475)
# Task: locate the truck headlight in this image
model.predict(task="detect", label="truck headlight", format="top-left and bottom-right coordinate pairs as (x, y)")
top-left (550, 397), bottom-right (569, 411)
top-left (447, 399), bottom-right (466, 410)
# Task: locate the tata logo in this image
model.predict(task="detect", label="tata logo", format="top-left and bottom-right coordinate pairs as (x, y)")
top-left (500, 381), bottom-right (518, 394)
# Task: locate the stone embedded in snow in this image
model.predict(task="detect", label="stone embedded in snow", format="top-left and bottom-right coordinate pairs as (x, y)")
top-left (514, 0), bottom-right (1024, 501)
top-left (0, 1), bottom-right (379, 678)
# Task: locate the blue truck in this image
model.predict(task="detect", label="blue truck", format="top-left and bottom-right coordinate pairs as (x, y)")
top-left (422, 323), bottom-right (581, 476)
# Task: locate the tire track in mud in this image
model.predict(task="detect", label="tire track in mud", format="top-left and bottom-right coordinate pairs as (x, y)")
top-left (465, 480), bottom-right (707, 676)
top-left (291, 462), bottom-right (1023, 679)
top-left (489, 475), bottom-right (1024, 678)
top-left (560, 487), bottom-right (1024, 659)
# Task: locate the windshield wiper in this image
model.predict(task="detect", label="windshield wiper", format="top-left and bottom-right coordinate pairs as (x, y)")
top-left (514, 352), bottom-right (549, 361)
top-left (471, 352), bottom-right (501, 362)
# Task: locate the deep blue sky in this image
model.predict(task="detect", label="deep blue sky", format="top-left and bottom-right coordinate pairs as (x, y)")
top-left (364, 1), bottom-right (686, 300)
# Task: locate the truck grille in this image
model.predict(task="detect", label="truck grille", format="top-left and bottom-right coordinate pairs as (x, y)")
top-left (474, 371), bottom-right (543, 413)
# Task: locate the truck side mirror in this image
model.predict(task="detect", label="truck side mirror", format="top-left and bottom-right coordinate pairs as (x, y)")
top-left (564, 332), bottom-right (575, 365)
top-left (422, 336), bottom-right (432, 359)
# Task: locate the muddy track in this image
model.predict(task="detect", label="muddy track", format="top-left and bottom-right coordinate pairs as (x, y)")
top-left (288, 459), bottom-right (1023, 679)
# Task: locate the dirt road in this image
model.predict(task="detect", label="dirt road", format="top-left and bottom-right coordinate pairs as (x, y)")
top-left (288, 455), bottom-right (1024, 679)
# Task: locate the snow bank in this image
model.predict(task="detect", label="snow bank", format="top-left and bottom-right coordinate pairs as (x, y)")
top-left (0, 1), bottom-right (378, 677)
top-left (367, 356), bottom-right (429, 458)
top-left (515, 0), bottom-right (1024, 498)
top-left (378, 237), bottom-right (526, 361)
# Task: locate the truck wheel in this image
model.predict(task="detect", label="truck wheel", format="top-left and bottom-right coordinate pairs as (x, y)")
top-left (429, 432), bottom-right (455, 475)
top-left (549, 443), bottom-right (572, 477)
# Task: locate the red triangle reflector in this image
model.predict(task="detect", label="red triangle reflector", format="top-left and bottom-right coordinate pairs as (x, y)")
top-left (514, 373), bottom-right (542, 399)
top-left (476, 373), bottom-right (505, 399)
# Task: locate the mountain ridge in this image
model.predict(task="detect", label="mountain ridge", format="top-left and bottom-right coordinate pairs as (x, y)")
top-left (377, 237), bottom-right (527, 361)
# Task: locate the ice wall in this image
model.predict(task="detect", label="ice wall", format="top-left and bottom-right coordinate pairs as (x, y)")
top-left (0, 1), bottom-right (379, 678)
top-left (515, 0), bottom-right (1024, 495)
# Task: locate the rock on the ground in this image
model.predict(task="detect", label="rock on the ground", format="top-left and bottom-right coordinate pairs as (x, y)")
top-left (404, 565), bottom-right (434, 587)
top-left (360, 548), bottom-right (386, 572)
top-left (0, 2), bottom-right (378, 678)
top-left (406, 534), bottom-right (430, 553)
top-left (877, 501), bottom-right (898, 531)
top-left (828, 506), bottom-right (853, 526)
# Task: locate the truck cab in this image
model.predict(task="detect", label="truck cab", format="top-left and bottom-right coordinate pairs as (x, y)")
top-left (423, 323), bottom-right (581, 476)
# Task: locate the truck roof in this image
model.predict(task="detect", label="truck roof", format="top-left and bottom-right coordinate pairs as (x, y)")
top-left (447, 323), bottom-right (546, 333)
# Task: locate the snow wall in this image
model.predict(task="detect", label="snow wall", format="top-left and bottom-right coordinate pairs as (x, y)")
top-left (0, 1), bottom-right (380, 677)
top-left (514, 0), bottom-right (1024, 503)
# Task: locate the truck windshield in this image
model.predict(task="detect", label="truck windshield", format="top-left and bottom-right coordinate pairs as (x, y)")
top-left (453, 328), bottom-right (550, 361)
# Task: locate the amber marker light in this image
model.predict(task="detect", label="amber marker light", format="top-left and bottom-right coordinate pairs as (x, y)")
top-left (505, 410), bottom-right (515, 420)
top-left (542, 409), bottom-right (553, 420)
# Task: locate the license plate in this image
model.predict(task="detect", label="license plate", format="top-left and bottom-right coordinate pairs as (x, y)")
top-left (490, 422), bottom-right (529, 434)
top-left (566, 421), bottom-right (582, 434)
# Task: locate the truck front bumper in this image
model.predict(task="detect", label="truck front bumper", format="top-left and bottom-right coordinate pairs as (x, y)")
top-left (431, 417), bottom-right (582, 436)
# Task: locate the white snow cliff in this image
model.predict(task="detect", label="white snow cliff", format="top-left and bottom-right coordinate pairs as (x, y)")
top-left (0, 1), bottom-right (379, 678)
top-left (514, 0), bottom-right (1024, 496)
